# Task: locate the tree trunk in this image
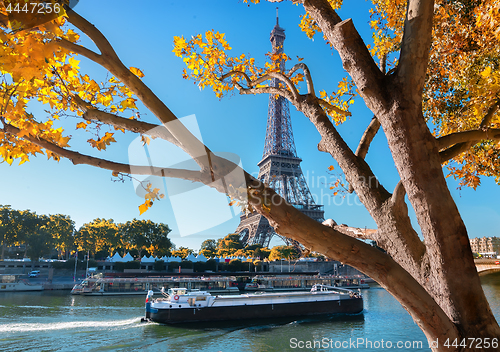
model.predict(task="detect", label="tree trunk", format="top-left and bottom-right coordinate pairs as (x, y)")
top-left (378, 90), bottom-right (500, 348)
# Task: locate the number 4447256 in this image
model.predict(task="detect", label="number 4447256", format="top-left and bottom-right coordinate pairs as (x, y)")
top-left (6, 2), bottom-right (61, 14)
top-left (443, 338), bottom-right (498, 349)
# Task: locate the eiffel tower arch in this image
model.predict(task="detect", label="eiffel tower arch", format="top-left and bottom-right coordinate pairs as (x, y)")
top-left (235, 12), bottom-right (324, 247)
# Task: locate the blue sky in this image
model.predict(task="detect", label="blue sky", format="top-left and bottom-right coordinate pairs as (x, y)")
top-left (1, 0), bottom-right (498, 250)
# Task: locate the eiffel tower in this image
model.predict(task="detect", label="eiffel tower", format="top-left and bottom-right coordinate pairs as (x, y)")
top-left (235, 11), bottom-right (325, 247)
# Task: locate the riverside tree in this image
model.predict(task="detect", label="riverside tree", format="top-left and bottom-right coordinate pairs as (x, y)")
top-left (268, 245), bottom-right (300, 261)
top-left (199, 239), bottom-right (217, 258)
top-left (120, 219), bottom-right (173, 258)
top-left (0, 206), bottom-right (71, 260)
top-left (74, 218), bottom-right (120, 258)
top-left (0, 1), bottom-right (499, 350)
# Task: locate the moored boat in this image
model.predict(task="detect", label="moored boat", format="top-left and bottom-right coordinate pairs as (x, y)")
top-left (71, 276), bottom-right (239, 295)
top-left (0, 274), bottom-right (44, 292)
top-left (243, 275), bottom-right (369, 291)
top-left (144, 284), bottom-right (363, 324)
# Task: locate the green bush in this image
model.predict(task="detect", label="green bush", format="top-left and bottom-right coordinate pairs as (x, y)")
top-left (167, 261), bottom-right (181, 272)
top-left (113, 261), bottom-right (141, 272)
top-left (228, 259), bottom-right (242, 272)
top-left (204, 259), bottom-right (217, 272)
top-left (154, 260), bottom-right (165, 271)
top-left (180, 261), bottom-right (193, 269)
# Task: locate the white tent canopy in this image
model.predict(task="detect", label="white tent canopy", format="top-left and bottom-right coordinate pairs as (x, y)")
top-left (185, 253), bottom-right (198, 262)
top-left (141, 255), bottom-right (155, 263)
top-left (195, 253), bottom-right (207, 262)
top-left (122, 252), bottom-right (134, 262)
top-left (110, 252), bottom-right (123, 262)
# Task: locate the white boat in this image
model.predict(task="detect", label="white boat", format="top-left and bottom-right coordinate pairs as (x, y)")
top-left (71, 276), bottom-right (239, 296)
top-left (0, 274), bottom-right (44, 292)
top-left (144, 284), bottom-right (363, 324)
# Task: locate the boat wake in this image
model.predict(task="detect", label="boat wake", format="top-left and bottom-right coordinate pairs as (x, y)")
top-left (0, 317), bottom-right (145, 333)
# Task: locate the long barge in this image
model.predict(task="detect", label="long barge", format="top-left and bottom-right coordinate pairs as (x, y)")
top-left (71, 276), bottom-right (238, 295)
top-left (144, 285), bottom-right (363, 324)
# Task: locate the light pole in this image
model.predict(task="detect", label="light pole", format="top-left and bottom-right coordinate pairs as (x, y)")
top-left (73, 250), bottom-right (78, 282)
top-left (85, 250), bottom-right (89, 278)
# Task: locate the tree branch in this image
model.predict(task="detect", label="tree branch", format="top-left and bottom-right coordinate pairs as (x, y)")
top-left (438, 129), bottom-right (500, 151)
top-left (438, 100), bottom-right (500, 162)
top-left (220, 70), bottom-right (252, 86)
top-left (62, 4), bottom-right (119, 60)
top-left (224, 70), bottom-right (300, 101)
top-left (322, 219), bottom-right (377, 240)
top-left (236, 85), bottom-right (296, 103)
top-left (0, 13), bottom-right (8, 28)
top-left (479, 98), bottom-right (500, 129)
top-left (396, 0), bottom-right (435, 105)
top-left (317, 98), bottom-right (352, 117)
top-left (287, 62), bottom-right (315, 95)
top-left (347, 55), bottom-right (387, 194)
top-left (348, 117), bottom-right (381, 193)
top-left (71, 95), bottom-right (182, 148)
top-left (57, 38), bottom-right (103, 64)
top-left (296, 94), bottom-right (391, 210)
top-left (355, 117), bottom-right (382, 159)
top-left (3, 122), bottom-right (208, 183)
top-left (439, 143), bottom-right (469, 163)
top-left (303, 0), bottom-right (388, 116)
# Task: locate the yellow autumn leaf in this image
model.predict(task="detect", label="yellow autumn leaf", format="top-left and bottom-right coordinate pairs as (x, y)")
top-left (68, 56), bottom-right (80, 70)
top-left (130, 67), bottom-right (145, 78)
top-left (120, 98), bottom-right (137, 110)
top-left (481, 66), bottom-right (492, 78)
top-left (141, 135), bottom-right (150, 146)
top-left (138, 202), bottom-right (150, 215)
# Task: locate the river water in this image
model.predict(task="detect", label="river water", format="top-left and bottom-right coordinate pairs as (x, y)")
top-left (1, 274), bottom-right (499, 352)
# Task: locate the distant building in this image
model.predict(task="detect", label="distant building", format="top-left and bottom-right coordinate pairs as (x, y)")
top-left (470, 237), bottom-right (500, 257)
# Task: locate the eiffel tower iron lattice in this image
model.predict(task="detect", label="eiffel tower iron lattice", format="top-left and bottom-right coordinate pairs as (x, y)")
top-left (235, 12), bottom-right (324, 247)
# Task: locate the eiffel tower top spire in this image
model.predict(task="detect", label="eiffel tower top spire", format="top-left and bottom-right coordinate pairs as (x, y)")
top-left (262, 9), bottom-right (297, 159)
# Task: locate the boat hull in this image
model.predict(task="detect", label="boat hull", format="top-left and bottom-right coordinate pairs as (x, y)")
top-left (0, 282), bottom-right (44, 292)
top-left (148, 297), bottom-right (363, 324)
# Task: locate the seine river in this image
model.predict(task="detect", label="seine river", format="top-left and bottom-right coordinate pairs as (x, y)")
top-left (1, 274), bottom-right (499, 352)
